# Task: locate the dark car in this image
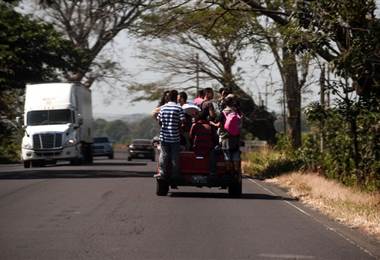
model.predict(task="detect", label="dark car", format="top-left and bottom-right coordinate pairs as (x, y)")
top-left (92, 137), bottom-right (114, 159)
top-left (128, 139), bottom-right (155, 161)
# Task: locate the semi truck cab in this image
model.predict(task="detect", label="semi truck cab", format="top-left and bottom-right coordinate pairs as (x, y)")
top-left (21, 83), bottom-right (93, 168)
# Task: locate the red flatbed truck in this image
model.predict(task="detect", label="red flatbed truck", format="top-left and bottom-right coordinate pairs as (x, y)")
top-left (155, 150), bottom-right (242, 197)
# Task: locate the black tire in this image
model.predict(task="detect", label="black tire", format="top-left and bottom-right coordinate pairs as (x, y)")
top-left (88, 150), bottom-right (93, 164)
top-left (151, 157), bottom-right (155, 162)
top-left (156, 179), bottom-right (169, 196)
top-left (108, 153), bottom-right (114, 159)
top-left (228, 181), bottom-right (242, 197)
top-left (23, 161), bottom-right (31, 168)
top-left (70, 158), bottom-right (81, 165)
top-left (80, 143), bottom-right (93, 164)
top-left (31, 160), bottom-right (45, 168)
top-left (127, 157), bottom-right (132, 161)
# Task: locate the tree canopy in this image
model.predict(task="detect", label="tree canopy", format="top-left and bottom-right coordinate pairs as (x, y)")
top-left (294, 0), bottom-right (380, 95)
top-left (0, 2), bottom-right (80, 91)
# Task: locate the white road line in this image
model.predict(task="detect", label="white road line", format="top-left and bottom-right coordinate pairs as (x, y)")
top-left (259, 253), bottom-right (315, 259)
top-left (246, 178), bottom-right (376, 259)
top-left (248, 178), bottom-right (276, 195)
top-left (282, 200), bottom-right (312, 217)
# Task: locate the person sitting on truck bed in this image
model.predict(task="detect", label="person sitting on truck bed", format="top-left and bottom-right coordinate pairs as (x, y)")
top-left (178, 91), bottom-right (192, 150)
top-left (152, 90), bottom-right (170, 119)
top-left (193, 89), bottom-right (205, 107)
top-left (157, 90), bottom-right (185, 180)
top-left (200, 87), bottom-right (217, 122)
top-left (189, 113), bottom-right (218, 176)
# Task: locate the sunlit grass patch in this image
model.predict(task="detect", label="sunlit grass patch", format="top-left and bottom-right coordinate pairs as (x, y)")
top-left (269, 172), bottom-right (380, 240)
top-left (241, 148), bottom-right (301, 178)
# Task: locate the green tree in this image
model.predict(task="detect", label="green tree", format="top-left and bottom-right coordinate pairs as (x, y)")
top-left (0, 2), bottom-right (80, 92)
top-left (233, 0), bottom-right (380, 97)
top-left (133, 5), bottom-right (277, 142)
top-left (293, 0), bottom-right (380, 96)
top-left (0, 1), bottom-right (81, 162)
top-left (104, 120), bottom-right (130, 143)
top-left (214, 0), bottom-right (314, 148)
top-left (129, 116), bottom-right (160, 140)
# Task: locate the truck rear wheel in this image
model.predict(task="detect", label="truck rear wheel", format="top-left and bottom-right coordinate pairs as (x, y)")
top-left (156, 179), bottom-right (169, 196)
top-left (228, 181), bottom-right (242, 198)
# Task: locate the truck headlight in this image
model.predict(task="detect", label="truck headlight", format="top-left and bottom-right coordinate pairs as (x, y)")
top-left (64, 138), bottom-right (77, 146)
top-left (22, 143), bottom-right (33, 149)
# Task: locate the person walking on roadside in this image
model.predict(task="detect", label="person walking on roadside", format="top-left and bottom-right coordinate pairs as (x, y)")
top-left (157, 90), bottom-right (185, 180)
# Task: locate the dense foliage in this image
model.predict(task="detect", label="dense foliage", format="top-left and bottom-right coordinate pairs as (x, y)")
top-left (93, 116), bottom-right (160, 144)
top-left (294, 0), bottom-right (380, 95)
top-left (0, 2), bottom-right (80, 91)
top-left (299, 97), bottom-right (380, 191)
top-left (0, 2), bottom-right (81, 162)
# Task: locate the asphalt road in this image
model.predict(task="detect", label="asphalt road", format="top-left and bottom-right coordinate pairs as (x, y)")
top-left (0, 152), bottom-right (379, 260)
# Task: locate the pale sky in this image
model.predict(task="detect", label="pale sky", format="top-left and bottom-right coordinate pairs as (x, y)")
top-left (92, 1), bottom-right (380, 118)
top-left (92, 33), bottom-right (305, 118)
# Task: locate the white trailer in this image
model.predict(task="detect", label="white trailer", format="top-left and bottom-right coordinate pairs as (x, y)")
top-left (21, 83), bottom-right (93, 167)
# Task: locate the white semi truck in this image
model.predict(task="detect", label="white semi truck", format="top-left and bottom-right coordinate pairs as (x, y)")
top-left (21, 83), bottom-right (93, 168)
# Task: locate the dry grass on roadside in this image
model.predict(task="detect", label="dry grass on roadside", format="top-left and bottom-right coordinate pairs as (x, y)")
top-left (267, 172), bottom-right (380, 240)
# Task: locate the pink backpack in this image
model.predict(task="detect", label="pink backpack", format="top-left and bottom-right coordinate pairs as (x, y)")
top-left (223, 111), bottom-right (241, 136)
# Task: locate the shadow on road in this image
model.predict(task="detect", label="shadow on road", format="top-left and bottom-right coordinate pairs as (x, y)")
top-left (91, 162), bottom-right (148, 166)
top-left (0, 170), bottom-right (155, 179)
top-left (169, 192), bottom-right (297, 201)
top-left (42, 162), bottom-right (148, 167)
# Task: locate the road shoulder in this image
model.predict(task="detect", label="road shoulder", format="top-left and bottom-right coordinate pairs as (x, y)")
top-left (245, 176), bottom-right (380, 259)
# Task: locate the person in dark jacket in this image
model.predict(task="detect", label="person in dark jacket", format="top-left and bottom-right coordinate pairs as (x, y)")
top-left (189, 113), bottom-right (218, 176)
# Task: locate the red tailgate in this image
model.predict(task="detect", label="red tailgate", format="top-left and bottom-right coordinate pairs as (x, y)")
top-left (179, 151), bottom-right (225, 176)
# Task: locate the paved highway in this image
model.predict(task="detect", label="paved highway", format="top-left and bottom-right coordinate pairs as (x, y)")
top-left (0, 152), bottom-right (379, 259)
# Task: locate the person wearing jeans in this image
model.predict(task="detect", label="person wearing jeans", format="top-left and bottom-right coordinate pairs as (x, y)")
top-left (159, 142), bottom-right (181, 178)
top-left (157, 90), bottom-right (185, 179)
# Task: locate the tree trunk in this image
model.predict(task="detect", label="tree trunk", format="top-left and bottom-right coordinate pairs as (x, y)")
top-left (283, 48), bottom-right (302, 148)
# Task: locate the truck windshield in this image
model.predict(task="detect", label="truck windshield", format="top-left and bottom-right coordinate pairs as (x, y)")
top-left (27, 109), bottom-right (73, 126)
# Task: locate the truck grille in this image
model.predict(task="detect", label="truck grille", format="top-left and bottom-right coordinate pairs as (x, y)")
top-left (33, 133), bottom-right (63, 149)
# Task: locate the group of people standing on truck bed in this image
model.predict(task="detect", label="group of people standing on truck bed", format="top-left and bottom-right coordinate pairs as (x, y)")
top-left (153, 87), bottom-right (242, 180)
